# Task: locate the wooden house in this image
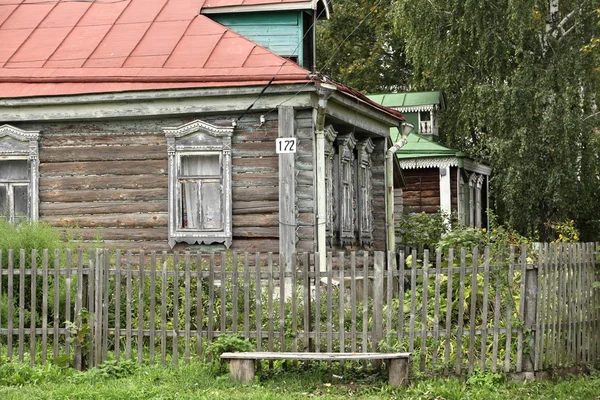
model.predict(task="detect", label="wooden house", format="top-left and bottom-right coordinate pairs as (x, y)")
top-left (368, 92), bottom-right (491, 228)
top-left (0, 0), bottom-right (405, 260)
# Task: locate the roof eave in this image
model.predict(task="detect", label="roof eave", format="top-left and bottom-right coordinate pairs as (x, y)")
top-left (201, 0), bottom-right (332, 19)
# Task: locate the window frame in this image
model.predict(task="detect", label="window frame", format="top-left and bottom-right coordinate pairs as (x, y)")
top-left (335, 133), bottom-right (357, 246)
top-left (0, 125), bottom-right (40, 224)
top-left (164, 120), bottom-right (233, 248)
top-left (357, 138), bottom-right (374, 247)
top-left (323, 125), bottom-right (338, 247)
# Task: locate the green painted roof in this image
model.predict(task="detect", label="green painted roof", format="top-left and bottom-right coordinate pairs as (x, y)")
top-left (367, 91), bottom-right (444, 108)
top-left (391, 130), bottom-right (466, 160)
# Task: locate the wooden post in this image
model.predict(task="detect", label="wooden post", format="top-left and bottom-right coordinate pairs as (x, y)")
top-left (522, 251), bottom-right (539, 378)
top-left (373, 252), bottom-right (384, 356)
top-left (279, 106), bottom-right (296, 296)
top-left (388, 358), bottom-right (409, 387)
top-left (229, 359), bottom-right (255, 383)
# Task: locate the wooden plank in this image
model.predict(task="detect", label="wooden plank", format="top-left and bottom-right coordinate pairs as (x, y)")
top-left (41, 250), bottom-right (48, 364)
top-left (125, 252), bottom-right (133, 361)
top-left (350, 252), bottom-right (357, 353)
top-left (63, 250), bottom-right (71, 361)
top-left (54, 249), bottom-right (61, 363)
top-left (160, 252), bottom-right (167, 365)
top-left (148, 252), bottom-right (156, 363)
top-left (40, 159), bottom-right (167, 177)
top-left (339, 253), bottom-right (345, 353)
top-left (196, 252), bottom-right (203, 359)
top-left (29, 250), bottom-right (37, 366)
top-left (0, 251), bottom-right (2, 359)
top-left (114, 250), bottom-right (122, 362)
top-left (420, 250), bottom-right (429, 371)
top-left (172, 252), bottom-right (179, 366)
top-left (232, 252), bottom-right (239, 334)
top-left (373, 252), bottom-right (384, 353)
top-left (491, 251), bottom-right (501, 372)
top-left (93, 250), bottom-right (102, 366)
top-left (479, 247), bottom-right (490, 371)
top-left (41, 174), bottom-right (168, 192)
top-left (40, 145), bottom-right (167, 162)
top-left (279, 253), bottom-right (286, 353)
top-left (137, 251), bottom-right (146, 364)
top-left (456, 248), bottom-right (466, 376)
top-left (243, 253), bottom-right (249, 342)
top-left (432, 249), bottom-right (442, 368)
top-left (255, 253), bottom-right (262, 352)
top-left (41, 133), bottom-right (166, 147)
top-left (504, 247), bottom-right (515, 373)
top-left (398, 251), bottom-right (406, 355)
top-left (386, 252), bottom-right (393, 351)
top-left (74, 249), bottom-right (83, 370)
top-left (557, 244), bottom-right (566, 366)
top-left (18, 250), bottom-right (25, 362)
top-left (303, 253), bottom-right (310, 352)
top-left (315, 252), bottom-right (321, 352)
top-left (102, 250), bottom-right (110, 363)
top-left (326, 253), bottom-right (333, 353)
top-left (362, 252), bottom-right (369, 353)
top-left (468, 247), bottom-right (478, 374)
top-left (221, 351), bottom-right (411, 361)
top-left (536, 244), bottom-right (546, 370)
top-left (44, 213), bottom-right (168, 228)
top-left (184, 252), bottom-right (191, 364)
top-left (444, 249), bottom-right (454, 374)
top-left (41, 202), bottom-right (167, 217)
top-left (232, 200), bottom-right (278, 215)
top-left (221, 253), bottom-right (227, 335)
top-left (87, 250), bottom-right (95, 367)
top-left (41, 189), bottom-right (167, 204)
top-left (267, 253), bottom-right (274, 362)
top-left (566, 245), bottom-right (573, 365)
top-left (550, 244), bottom-right (559, 367)
top-left (278, 106), bottom-right (296, 271)
top-left (7, 250), bottom-right (14, 360)
top-left (292, 253), bottom-right (298, 353)
top-left (409, 250), bottom-right (417, 353)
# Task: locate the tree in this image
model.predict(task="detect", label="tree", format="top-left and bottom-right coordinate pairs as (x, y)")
top-left (396, 0), bottom-right (600, 240)
top-left (316, 0), bottom-right (412, 93)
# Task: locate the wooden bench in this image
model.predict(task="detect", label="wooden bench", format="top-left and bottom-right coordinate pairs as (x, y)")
top-left (220, 352), bottom-right (411, 386)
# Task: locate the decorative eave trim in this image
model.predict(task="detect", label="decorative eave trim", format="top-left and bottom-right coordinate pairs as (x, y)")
top-left (163, 120), bottom-right (234, 139)
top-left (0, 124), bottom-right (40, 142)
top-left (324, 124), bottom-right (337, 143)
top-left (201, 0), bottom-right (331, 19)
top-left (392, 105), bottom-right (435, 113)
top-left (463, 159), bottom-right (492, 175)
top-left (398, 157), bottom-right (459, 170)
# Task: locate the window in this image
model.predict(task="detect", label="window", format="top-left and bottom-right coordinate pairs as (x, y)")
top-left (357, 138), bottom-right (374, 246)
top-left (0, 125), bottom-right (39, 223)
top-left (164, 120), bottom-right (233, 248)
top-left (335, 133), bottom-right (357, 246)
top-left (324, 125), bottom-right (338, 246)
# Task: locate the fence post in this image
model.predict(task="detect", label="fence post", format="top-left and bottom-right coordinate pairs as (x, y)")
top-left (523, 256), bottom-right (539, 378)
top-left (373, 252), bottom-right (384, 353)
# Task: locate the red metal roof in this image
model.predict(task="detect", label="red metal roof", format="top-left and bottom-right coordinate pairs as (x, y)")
top-left (0, 0), bottom-right (402, 123)
top-left (0, 0), bottom-right (310, 97)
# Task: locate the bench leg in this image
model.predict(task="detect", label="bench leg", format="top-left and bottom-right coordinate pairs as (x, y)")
top-left (229, 359), bottom-right (255, 383)
top-left (388, 358), bottom-right (408, 387)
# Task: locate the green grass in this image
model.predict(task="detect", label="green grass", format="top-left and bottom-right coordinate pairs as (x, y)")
top-left (0, 360), bottom-right (599, 399)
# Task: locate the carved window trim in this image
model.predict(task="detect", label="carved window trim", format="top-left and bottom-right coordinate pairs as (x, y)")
top-left (164, 120), bottom-right (233, 248)
top-left (336, 133), bottom-right (357, 246)
top-left (324, 125), bottom-right (338, 246)
top-left (0, 125), bottom-right (40, 223)
top-left (357, 138), bottom-right (374, 246)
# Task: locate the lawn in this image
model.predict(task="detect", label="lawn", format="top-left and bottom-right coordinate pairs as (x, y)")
top-left (0, 360), bottom-right (599, 400)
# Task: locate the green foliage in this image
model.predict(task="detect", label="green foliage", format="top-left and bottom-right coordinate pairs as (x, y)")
top-left (206, 334), bottom-right (255, 374)
top-left (396, 210), bottom-right (450, 249)
top-left (86, 359), bottom-right (139, 380)
top-left (0, 361), bottom-right (73, 386)
top-left (396, 0), bottom-right (600, 241)
top-left (0, 219), bottom-right (67, 268)
top-left (316, 0), bottom-right (411, 92)
top-left (467, 370), bottom-right (505, 388)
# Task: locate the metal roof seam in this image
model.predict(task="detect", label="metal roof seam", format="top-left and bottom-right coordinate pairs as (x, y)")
top-left (122, 0), bottom-right (171, 68)
top-left (41, 0), bottom-right (95, 68)
top-left (4, 0), bottom-right (59, 66)
top-left (160, 17), bottom-right (195, 68)
top-left (201, 27), bottom-right (227, 69)
top-left (82, 0), bottom-right (132, 67)
top-left (0, 0), bottom-right (21, 30)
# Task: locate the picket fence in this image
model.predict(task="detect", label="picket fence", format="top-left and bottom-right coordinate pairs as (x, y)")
top-left (0, 243), bottom-right (598, 377)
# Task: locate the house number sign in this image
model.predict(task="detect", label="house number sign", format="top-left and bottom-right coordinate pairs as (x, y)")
top-left (276, 138), bottom-right (297, 154)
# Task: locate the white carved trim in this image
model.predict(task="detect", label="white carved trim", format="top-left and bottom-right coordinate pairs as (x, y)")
top-left (439, 166), bottom-right (452, 223)
top-left (398, 157), bottom-right (459, 170)
top-left (392, 105), bottom-right (434, 113)
top-left (163, 120), bottom-right (234, 139)
top-left (0, 124), bottom-right (40, 142)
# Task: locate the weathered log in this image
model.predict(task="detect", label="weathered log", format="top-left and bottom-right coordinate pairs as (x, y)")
top-left (44, 213), bottom-right (168, 228)
top-left (40, 188), bottom-right (167, 203)
top-left (40, 175), bottom-right (167, 191)
top-left (40, 201), bottom-right (167, 216)
top-left (40, 160), bottom-right (168, 176)
top-left (40, 145), bottom-right (167, 162)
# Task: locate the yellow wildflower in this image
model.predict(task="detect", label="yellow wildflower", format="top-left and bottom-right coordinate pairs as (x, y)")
top-left (559, 234), bottom-right (563, 239)
top-left (482, 228), bottom-right (486, 233)
top-left (574, 234), bottom-right (579, 240)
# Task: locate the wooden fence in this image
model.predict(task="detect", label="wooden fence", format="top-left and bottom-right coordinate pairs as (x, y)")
top-left (0, 243), bottom-right (598, 376)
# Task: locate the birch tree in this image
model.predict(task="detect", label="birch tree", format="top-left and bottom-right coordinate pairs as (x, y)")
top-left (397, 0), bottom-right (600, 240)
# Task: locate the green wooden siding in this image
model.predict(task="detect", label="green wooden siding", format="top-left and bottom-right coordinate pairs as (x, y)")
top-left (211, 11), bottom-right (305, 66)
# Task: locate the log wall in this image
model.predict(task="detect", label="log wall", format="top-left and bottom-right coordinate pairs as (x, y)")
top-left (402, 168), bottom-right (441, 214)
